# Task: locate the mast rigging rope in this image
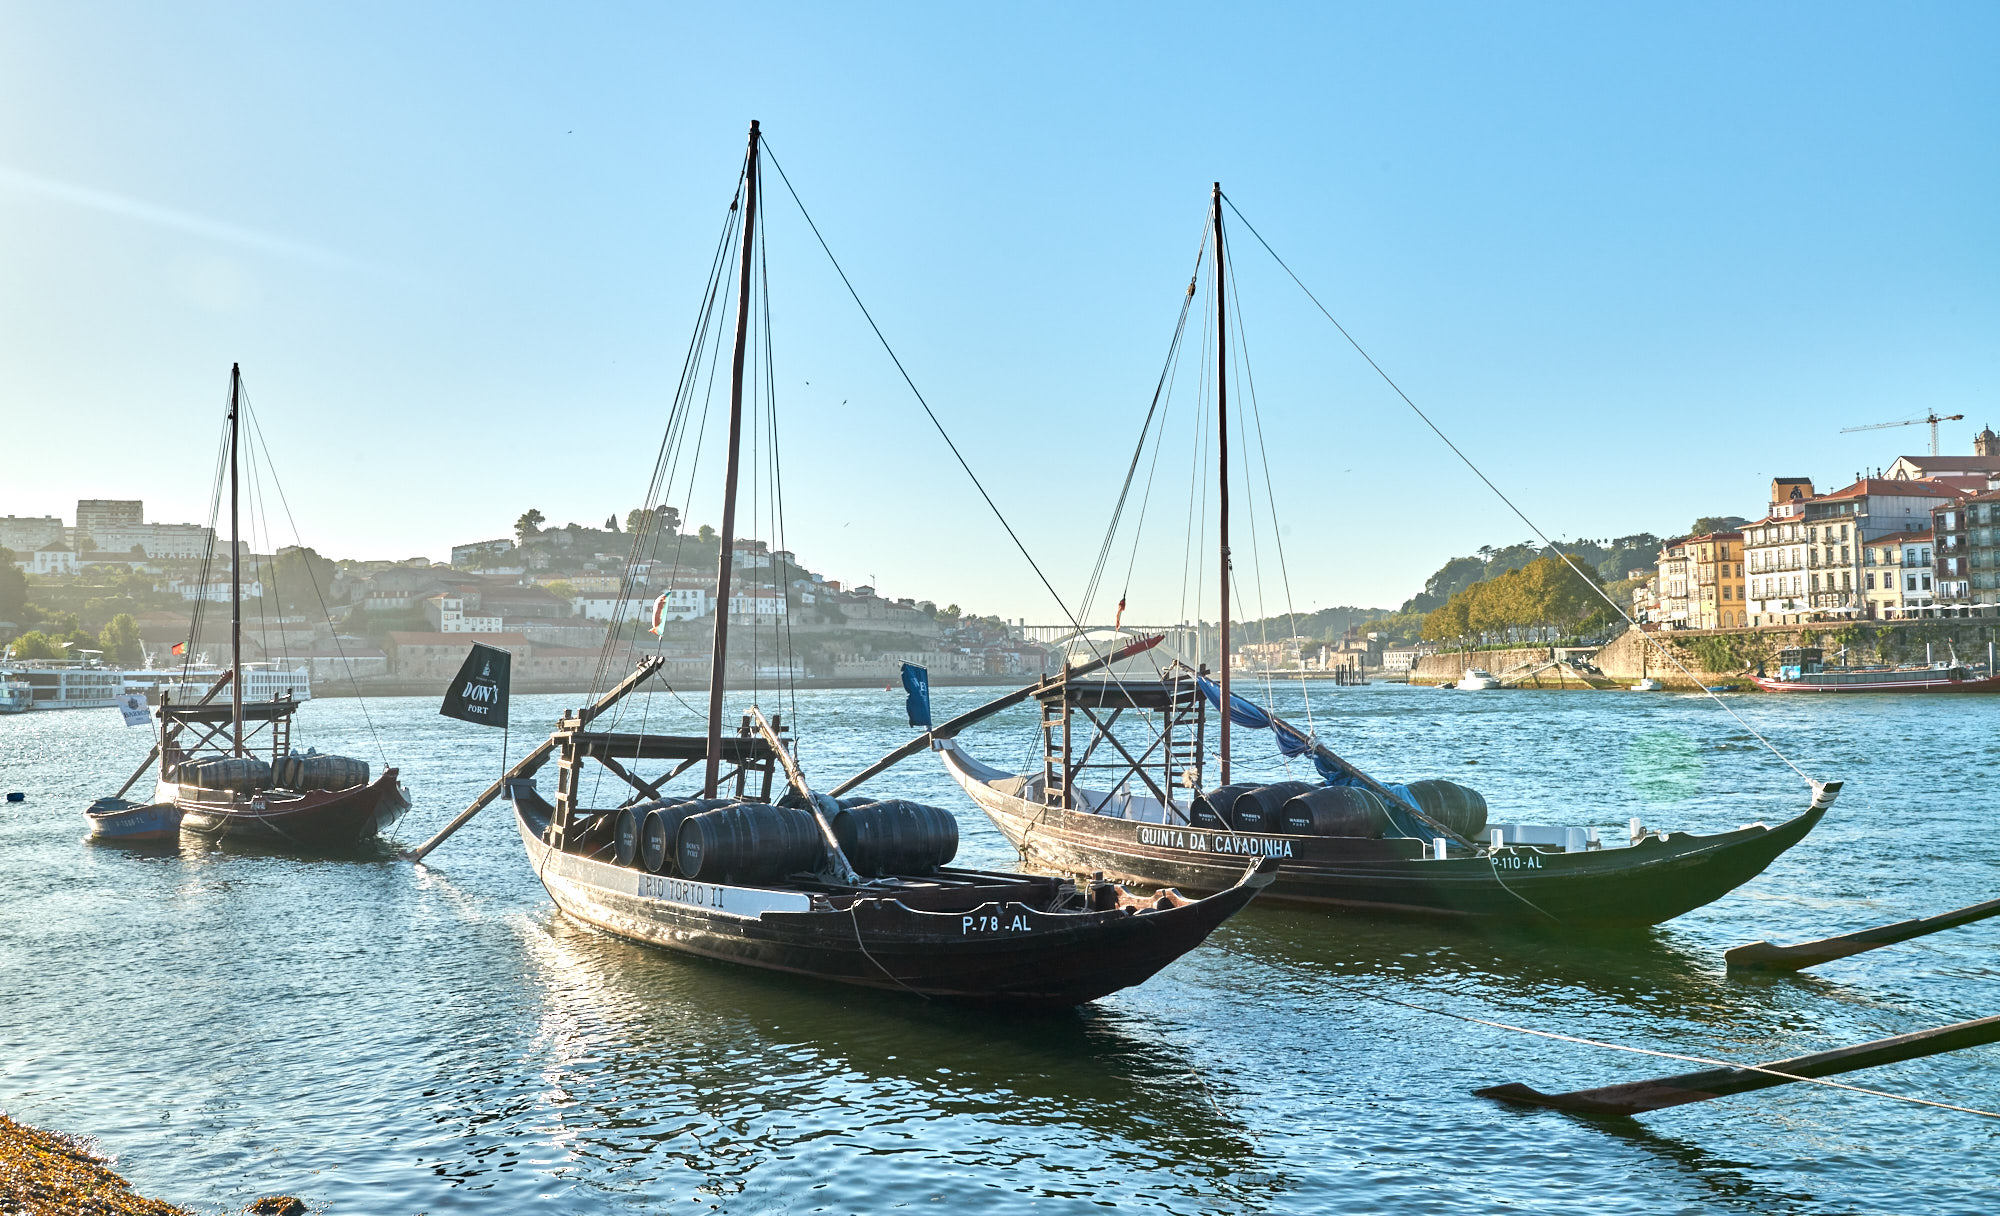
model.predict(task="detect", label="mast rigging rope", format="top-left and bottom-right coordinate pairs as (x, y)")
top-left (1219, 193), bottom-right (1814, 786)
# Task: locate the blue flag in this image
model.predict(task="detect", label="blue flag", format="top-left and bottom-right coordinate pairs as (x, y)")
top-left (900, 662), bottom-right (932, 729)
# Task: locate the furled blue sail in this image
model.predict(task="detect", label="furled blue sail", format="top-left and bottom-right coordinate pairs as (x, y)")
top-left (1194, 677), bottom-right (1439, 839)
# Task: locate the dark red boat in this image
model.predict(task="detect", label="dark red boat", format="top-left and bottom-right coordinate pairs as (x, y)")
top-left (110, 364), bottom-right (409, 852)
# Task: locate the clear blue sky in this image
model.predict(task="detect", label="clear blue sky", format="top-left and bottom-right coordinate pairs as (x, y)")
top-left (2, 2), bottom-right (1994, 622)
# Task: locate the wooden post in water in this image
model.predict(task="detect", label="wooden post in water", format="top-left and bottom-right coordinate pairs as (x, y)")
top-left (228, 362), bottom-right (244, 757)
top-left (705, 120), bottom-right (760, 798)
top-left (1212, 182), bottom-right (1231, 786)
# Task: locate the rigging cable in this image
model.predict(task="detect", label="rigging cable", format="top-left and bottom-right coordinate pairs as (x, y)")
top-left (1220, 193), bottom-right (1814, 785)
top-left (239, 392), bottom-right (389, 768)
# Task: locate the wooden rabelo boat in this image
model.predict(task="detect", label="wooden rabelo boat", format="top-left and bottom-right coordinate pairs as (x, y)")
top-left (97, 365), bottom-right (409, 849)
top-left (869, 185), bottom-right (1841, 929)
top-left (410, 122), bottom-right (1272, 1007)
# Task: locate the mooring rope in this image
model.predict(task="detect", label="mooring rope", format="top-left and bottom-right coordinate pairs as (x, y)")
top-left (1219, 194), bottom-right (1815, 788)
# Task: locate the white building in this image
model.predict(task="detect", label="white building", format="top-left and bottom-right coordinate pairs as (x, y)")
top-left (1744, 516), bottom-right (1810, 624)
top-left (426, 594), bottom-right (504, 633)
top-left (1862, 530), bottom-right (1934, 619)
top-left (451, 538), bottom-right (516, 566)
top-left (727, 591), bottom-right (787, 617)
top-left (174, 578), bottom-right (266, 602)
top-left (16, 546), bottom-right (79, 576)
top-left (0, 515), bottom-right (65, 554)
top-left (81, 522), bottom-right (214, 559)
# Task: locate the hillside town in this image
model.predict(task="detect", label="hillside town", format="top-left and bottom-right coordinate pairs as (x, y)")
top-left (1633, 429), bottom-right (2000, 631)
top-left (0, 501), bottom-right (1052, 689)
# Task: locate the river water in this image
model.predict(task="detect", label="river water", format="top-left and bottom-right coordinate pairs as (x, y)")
top-left (1, 682), bottom-right (1995, 1214)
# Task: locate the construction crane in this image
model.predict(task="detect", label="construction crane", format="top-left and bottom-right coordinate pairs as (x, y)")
top-left (1840, 412), bottom-right (1965, 457)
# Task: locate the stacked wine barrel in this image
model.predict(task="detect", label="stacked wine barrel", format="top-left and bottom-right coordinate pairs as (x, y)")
top-left (176, 755), bottom-right (272, 796)
top-left (272, 750), bottom-right (371, 793)
top-left (1191, 778), bottom-right (1488, 840)
top-left (610, 794), bottom-right (958, 884)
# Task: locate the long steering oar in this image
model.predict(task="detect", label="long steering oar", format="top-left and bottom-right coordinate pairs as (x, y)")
top-left (830, 633), bottom-right (1165, 797)
top-left (1726, 897), bottom-right (2000, 973)
top-left (406, 657), bottom-right (664, 864)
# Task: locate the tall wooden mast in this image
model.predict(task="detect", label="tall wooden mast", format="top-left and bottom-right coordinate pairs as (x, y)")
top-left (705, 120), bottom-right (760, 797)
top-left (228, 362), bottom-right (244, 757)
top-left (1212, 183), bottom-right (1230, 785)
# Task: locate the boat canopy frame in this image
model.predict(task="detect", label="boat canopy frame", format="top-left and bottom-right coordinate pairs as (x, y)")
top-left (1036, 662), bottom-right (1207, 817)
top-left (540, 710), bottom-right (790, 853)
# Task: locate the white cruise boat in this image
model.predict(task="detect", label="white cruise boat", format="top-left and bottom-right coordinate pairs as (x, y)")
top-left (128, 662), bottom-right (313, 705)
top-left (0, 660), bottom-right (132, 711)
top-left (1454, 667), bottom-right (1501, 691)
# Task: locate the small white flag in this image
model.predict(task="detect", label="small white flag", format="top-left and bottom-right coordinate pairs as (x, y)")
top-left (117, 693), bottom-right (150, 728)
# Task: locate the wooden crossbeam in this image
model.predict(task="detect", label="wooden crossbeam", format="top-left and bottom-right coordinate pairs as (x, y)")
top-left (1074, 704), bottom-right (1171, 806)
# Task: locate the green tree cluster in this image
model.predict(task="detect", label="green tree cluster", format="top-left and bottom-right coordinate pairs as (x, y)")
top-left (1421, 555), bottom-right (1607, 646)
top-left (99, 613), bottom-right (143, 665)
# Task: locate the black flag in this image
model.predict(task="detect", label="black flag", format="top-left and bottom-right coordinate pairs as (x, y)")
top-left (440, 643), bottom-right (511, 728)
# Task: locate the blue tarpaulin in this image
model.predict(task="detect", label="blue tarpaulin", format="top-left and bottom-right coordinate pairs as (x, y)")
top-left (1195, 677), bottom-right (1434, 838)
top-left (901, 662), bottom-right (932, 730)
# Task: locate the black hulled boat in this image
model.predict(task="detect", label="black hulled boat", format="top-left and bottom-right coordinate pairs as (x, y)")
top-left (894, 184), bottom-right (1837, 929)
top-left (414, 123), bottom-right (1271, 1006)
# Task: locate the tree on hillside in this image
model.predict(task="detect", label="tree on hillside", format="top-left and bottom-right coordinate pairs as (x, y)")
top-left (6, 630), bottom-right (62, 660)
top-left (272, 546), bottom-right (339, 613)
top-left (1689, 517), bottom-right (1744, 537)
top-left (697, 524), bottom-right (716, 544)
top-left (99, 613), bottom-right (143, 665)
top-left (515, 509), bottom-right (546, 542)
top-left (0, 547), bottom-right (26, 623)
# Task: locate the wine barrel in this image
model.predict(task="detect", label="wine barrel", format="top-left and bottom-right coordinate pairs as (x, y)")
top-left (1231, 780), bottom-right (1317, 833)
top-left (630, 798), bottom-right (733, 873)
top-left (1281, 786), bottom-right (1391, 837)
top-left (298, 753), bottom-right (369, 792)
top-left (833, 800), bottom-right (958, 876)
top-left (177, 755), bottom-right (272, 793)
top-left (1401, 779), bottom-right (1489, 839)
top-left (614, 807), bottom-right (642, 867)
top-left (676, 804), bottom-right (825, 883)
top-left (1189, 784), bottom-right (1260, 830)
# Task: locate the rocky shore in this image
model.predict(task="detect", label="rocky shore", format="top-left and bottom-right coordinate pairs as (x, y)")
top-left (0, 1114), bottom-right (303, 1216)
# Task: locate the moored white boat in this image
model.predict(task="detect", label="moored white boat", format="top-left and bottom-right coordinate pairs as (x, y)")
top-left (1455, 667), bottom-right (1500, 691)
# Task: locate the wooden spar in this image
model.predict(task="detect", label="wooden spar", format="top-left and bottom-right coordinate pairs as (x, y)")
top-left (124, 670), bottom-right (235, 797)
top-left (1477, 1014), bottom-right (2000, 1117)
top-left (1212, 182), bottom-right (1230, 787)
top-left (705, 119), bottom-right (760, 798)
top-left (827, 633), bottom-right (1167, 797)
top-left (1726, 897), bottom-right (2000, 973)
top-left (406, 657), bottom-right (665, 863)
top-left (748, 706), bottom-right (862, 884)
top-left (115, 747), bottom-right (160, 799)
top-left (228, 363), bottom-right (244, 758)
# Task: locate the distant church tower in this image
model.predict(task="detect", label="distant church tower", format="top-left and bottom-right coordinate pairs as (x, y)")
top-left (1978, 426), bottom-right (2000, 457)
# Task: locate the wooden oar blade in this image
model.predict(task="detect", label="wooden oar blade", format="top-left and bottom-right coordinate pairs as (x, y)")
top-left (1726, 897), bottom-right (2000, 973)
top-left (1479, 1014), bottom-right (2000, 1117)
